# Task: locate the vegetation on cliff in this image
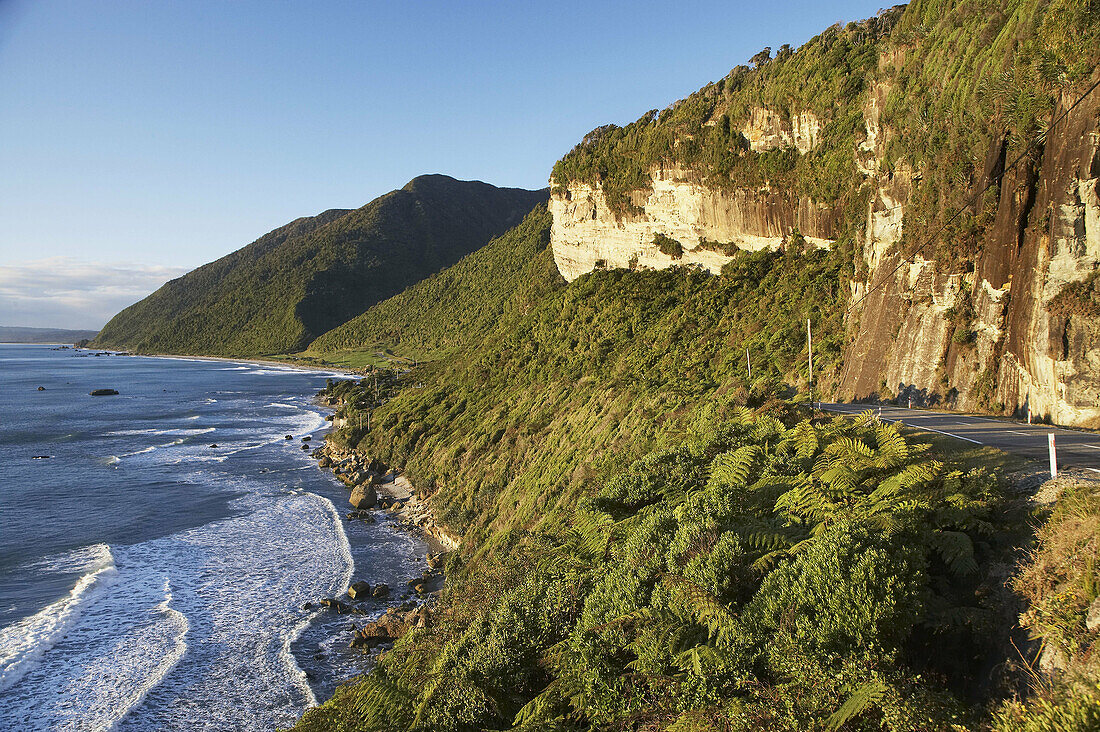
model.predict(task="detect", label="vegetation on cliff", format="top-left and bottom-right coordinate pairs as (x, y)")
top-left (550, 7), bottom-right (899, 215)
top-left (92, 176), bottom-right (546, 357)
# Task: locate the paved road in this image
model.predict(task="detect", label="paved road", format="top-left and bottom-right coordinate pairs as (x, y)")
top-left (819, 403), bottom-right (1100, 474)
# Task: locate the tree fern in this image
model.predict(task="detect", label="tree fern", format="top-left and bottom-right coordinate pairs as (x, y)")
top-left (663, 574), bottom-right (739, 647)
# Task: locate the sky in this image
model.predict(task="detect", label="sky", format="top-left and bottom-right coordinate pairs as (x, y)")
top-left (0, 0), bottom-right (888, 329)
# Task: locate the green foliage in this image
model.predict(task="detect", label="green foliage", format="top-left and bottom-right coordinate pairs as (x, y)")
top-left (309, 206), bottom-right (559, 361)
top-left (93, 176), bottom-right (546, 356)
top-left (310, 410), bottom-right (1020, 731)
top-left (1049, 270), bottom-right (1100, 321)
top-left (653, 233), bottom-right (684, 259)
top-left (550, 11), bottom-right (900, 216)
top-left (334, 246), bottom-right (846, 541)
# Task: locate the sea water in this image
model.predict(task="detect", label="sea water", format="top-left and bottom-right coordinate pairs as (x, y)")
top-left (0, 344), bottom-right (426, 730)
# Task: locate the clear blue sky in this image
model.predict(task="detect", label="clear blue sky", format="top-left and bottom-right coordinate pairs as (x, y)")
top-left (0, 0), bottom-right (888, 328)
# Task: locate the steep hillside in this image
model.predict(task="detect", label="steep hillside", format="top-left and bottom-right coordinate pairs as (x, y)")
top-left (306, 206), bottom-right (559, 361)
top-left (548, 0), bottom-right (1100, 427)
top-left (92, 176), bottom-right (546, 356)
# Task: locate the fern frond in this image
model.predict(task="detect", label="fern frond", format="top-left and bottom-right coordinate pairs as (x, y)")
top-left (930, 529), bottom-right (979, 575)
top-left (352, 669), bottom-right (418, 729)
top-left (826, 680), bottom-right (888, 731)
top-left (708, 445), bottom-right (761, 489)
top-left (663, 575), bottom-right (738, 647)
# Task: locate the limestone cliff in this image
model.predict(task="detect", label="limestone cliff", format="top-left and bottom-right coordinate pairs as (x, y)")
top-left (550, 164), bottom-right (840, 281)
top-left (548, 0), bottom-right (1100, 427)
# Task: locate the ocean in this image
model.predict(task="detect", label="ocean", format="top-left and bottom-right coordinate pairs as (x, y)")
top-left (0, 344), bottom-right (426, 730)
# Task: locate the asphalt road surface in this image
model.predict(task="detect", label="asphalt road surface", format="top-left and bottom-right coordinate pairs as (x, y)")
top-left (819, 403), bottom-right (1100, 474)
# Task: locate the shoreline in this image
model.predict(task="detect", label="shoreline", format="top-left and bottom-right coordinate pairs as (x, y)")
top-left (312, 439), bottom-right (459, 554)
top-left (75, 347), bottom-right (363, 377)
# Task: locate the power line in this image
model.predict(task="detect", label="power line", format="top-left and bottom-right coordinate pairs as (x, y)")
top-left (846, 75), bottom-right (1100, 315)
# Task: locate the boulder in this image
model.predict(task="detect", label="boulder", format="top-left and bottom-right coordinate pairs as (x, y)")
top-left (302, 435), bottom-right (312, 442)
top-left (285, 435), bottom-right (293, 440)
top-left (371, 583), bottom-right (390, 599)
top-left (347, 580), bottom-right (371, 601)
top-left (300, 444), bottom-right (310, 450)
top-left (1087, 596), bottom-right (1100, 632)
top-left (349, 483), bottom-right (377, 510)
top-left (209, 444), bottom-right (218, 448)
top-left (37, 386), bottom-right (45, 391)
top-left (89, 389), bottom-right (119, 396)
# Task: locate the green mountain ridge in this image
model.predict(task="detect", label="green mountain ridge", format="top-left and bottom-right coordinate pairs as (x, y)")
top-left (92, 175), bottom-right (547, 357)
top-left (306, 205), bottom-right (560, 361)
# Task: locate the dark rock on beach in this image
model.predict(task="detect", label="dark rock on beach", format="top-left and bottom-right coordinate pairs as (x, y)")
top-left (347, 580), bottom-right (371, 600)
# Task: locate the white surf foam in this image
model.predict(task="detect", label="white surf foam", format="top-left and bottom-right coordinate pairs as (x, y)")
top-left (0, 544), bottom-right (118, 692)
top-left (64, 578), bottom-right (191, 732)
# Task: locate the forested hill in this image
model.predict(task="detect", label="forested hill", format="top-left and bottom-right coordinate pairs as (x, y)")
top-left (92, 175), bottom-right (547, 357)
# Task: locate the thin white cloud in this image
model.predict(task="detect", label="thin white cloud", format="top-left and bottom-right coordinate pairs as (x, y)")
top-left (0, 257), bottom-right (191, 330)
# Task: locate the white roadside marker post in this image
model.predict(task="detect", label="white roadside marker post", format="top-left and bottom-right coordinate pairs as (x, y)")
top-left (1049, 433), bottom-right (1058, 479)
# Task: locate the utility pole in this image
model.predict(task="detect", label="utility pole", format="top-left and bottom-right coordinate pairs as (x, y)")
top-left (746, 348), bottom-right (751, 380)
top-left (806, 318), bottom-right (813, 409)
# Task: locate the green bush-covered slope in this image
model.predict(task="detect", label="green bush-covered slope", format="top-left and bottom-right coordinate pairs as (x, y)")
top-left (329, 244), bottom-right (847, 545)
top-left (307, 206), bottom-right (558, 362)
top-left (92, 176), bottom-right (546, 356)
top-left (300, 408), bottom-right (1042, 731)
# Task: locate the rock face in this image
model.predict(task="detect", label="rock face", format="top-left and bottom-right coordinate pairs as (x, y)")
top-left (838, 80), bottom-right (1100, 427)
top-left (742, 108), bottom-right (821, 154)
top-left (551, 162), bottom-right (841, 282)
top-left (550, 73), bottom-right (1100, 427)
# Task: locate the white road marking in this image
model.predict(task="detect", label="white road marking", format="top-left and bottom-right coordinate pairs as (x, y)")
top-left (1082, 445), bottom-right (1100, 450)
top-left (1007, 431), bottom-right (1034, 436)
top-left (905, 424), bottom-right (984, 445)
top-left (1087, 468), bottom-right (1100, 474)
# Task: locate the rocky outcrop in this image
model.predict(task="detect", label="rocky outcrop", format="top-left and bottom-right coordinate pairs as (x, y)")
top-left (315, 441), bottom-right (462, 551)
top-left (839, 78), bottom-right (1100, 428)
top-left (550, 164), bottom-right (841, 282)
top-left (551, 63), bottom-right (1100, 427)
top-left (742, 108), bottom-right (822, 154)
